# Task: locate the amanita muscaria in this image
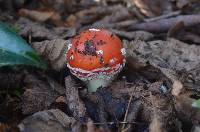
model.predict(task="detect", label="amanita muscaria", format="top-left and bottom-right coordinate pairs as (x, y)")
top-left (66, 28), bottom-right (126, 92)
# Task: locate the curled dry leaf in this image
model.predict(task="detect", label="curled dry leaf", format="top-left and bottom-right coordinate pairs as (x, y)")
top-left (31, 39), bottom-right (69, 70)
top-left (18, 109), bottom-right (82, 132)
top-left (65, 76), bottom-right (86, 120)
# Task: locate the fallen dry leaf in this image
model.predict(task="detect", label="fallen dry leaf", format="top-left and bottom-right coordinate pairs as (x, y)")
top-left (18, 109), bottom-right (82, 132)
top-left (31, 39), bottom-right (69, 70)
top-left (15, 17), bottom-right (56, 39)
top-left (172, 80), bottom-right (183, 96)
top-left (22, 74), bottom-right (65, 114)
top-left (55, 96), bottom-right (66, 103)
top-left (86, 121), bottom-right (96, 132)
top-left (0, 123), bottom-right (9, 132)
top-left (174, 91), bottom-right (200, 125)
top-left (65, 14), bottom-right (78, 27)
top-left (86, 120), bottom-right (111, 132)
top-left (126, 38), bottom-right (200, 71)
top-left (127, 0), bottom-right (172, 17)
top-left (149, 116), bottom-right (165, 132)
top-left (176, 0), bottom-right (190, 9)
top-left (18, 9), bottom-right (55, 22)
top-left (65, 76), bottom-right (86, 120)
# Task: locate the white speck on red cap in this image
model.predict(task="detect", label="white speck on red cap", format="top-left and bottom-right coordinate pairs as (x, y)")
top-left (69, 55), bottom-right (74, 60)
top-left (121, 48), bottom-right (126, 56)
top-left (96, 50), bottom-right (103, 55)
top-left (109, 59), bottom-right (115, 64)
top-left (123, 59), bottom-right (126, 64)
top-left (67, 43), bottom-right (72, 51)
top-left (89, 28), bottom-right (101, 32)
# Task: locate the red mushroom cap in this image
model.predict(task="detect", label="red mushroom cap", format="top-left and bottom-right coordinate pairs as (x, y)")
top-left (66, 28), bottom-right (126, 81)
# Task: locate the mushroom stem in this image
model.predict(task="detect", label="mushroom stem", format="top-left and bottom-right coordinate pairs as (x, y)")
top-left (87, 78), bottom-right (112, 92)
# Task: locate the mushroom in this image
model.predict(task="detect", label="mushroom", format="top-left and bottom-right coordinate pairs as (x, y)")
top-left (66, 28), bottom-right (126, 92)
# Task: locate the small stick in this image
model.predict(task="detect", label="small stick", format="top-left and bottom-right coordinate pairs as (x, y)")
top-left (92, 121), bottom-right (141, 125)
top-left (121, 87), bottom-right (135, 131)
top-left (144, 11), bottom-right (181, 22)
top-left (130, 15), bottom-right (200, 33)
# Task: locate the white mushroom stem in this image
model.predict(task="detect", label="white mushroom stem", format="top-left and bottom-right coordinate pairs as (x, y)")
top-left (86, 78), bottom-right (113, 92)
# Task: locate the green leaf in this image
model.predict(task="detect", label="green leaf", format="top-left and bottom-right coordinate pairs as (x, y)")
top-left (13, 89), bottom-right (23, 98)
top-left (0, 22), bottom-right (47, 69)
top-left (192, 99), bottom-right (200, 108)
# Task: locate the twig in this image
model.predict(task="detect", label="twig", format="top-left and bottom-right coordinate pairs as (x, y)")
top-left (144, 11), bottom-right (181, 22)
top-left (129, 15), bottom-right (200, 33)
top-left (149, 92), bottom-right (156, 115)
top-left (92, 121), bottom-right (141, 125)
top-left (121, 87), bottom-right (135, 131)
